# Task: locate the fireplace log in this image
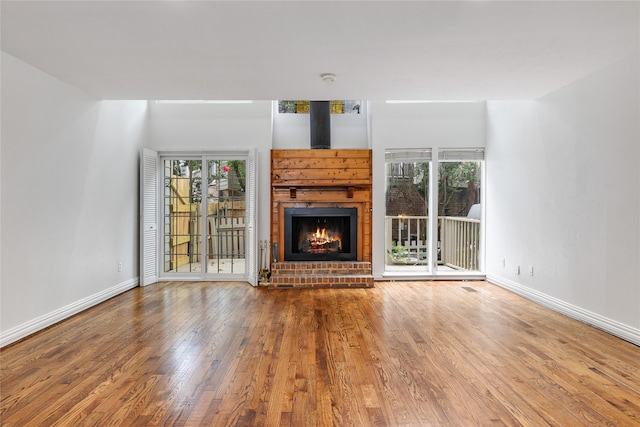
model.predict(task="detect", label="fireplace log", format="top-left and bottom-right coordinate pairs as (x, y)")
top-left (302, 239), bottom-right (341, 254)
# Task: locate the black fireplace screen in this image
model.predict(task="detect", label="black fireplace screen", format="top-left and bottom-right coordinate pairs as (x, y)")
top-left (284, 208), bottom-right (357, 261)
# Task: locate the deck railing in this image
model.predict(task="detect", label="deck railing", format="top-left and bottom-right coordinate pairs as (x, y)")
top-left (385, 215), bottom-right (429, 264)
top-left (439, 216), bottom-right (480, 271)
top-left (209, 216), bottom-right (246, 258)
top-left (385, 215), bottom-right (480, 270)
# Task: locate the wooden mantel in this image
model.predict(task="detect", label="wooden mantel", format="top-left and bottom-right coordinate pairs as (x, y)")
top-left (270, 149), bottom-right (373, 264)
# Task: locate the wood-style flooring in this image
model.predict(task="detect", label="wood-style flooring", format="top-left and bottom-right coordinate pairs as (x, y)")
top-left (1, 281), bottom-right (639, 426)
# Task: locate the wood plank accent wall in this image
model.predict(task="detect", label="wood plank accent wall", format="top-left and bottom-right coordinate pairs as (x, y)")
top-left (271, 149), bottom-right (373, 263)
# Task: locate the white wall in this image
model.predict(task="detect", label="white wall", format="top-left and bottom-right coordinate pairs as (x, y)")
top-left (3, 47), bottom-right (636, 347)
top-left (146, 101), bottom-right (273, 244)
top-left (370, 101), bottom-right (487, 278)
top-left (486, 54), bottom-right (640, 344)
top-left (147, 101), bottom-right (273, 151)
top-left (272, 102), bottom-right (369, 149)
top-left (1, 53), bottom-right (147, 346)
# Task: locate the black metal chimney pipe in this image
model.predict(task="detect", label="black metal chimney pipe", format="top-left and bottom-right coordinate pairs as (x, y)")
top-left (310, 101), bottom-right (331, 149)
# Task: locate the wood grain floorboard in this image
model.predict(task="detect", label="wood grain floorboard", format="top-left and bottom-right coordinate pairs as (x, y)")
top-left (1, 280), bottom-right (639, 426)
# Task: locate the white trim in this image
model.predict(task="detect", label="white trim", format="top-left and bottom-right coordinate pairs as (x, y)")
top-left (487, 274), bottom-right (640, 347)
top-left (245, 148), bottom-right (258, 286)
top-left (155, 100), bottom-right (253, 105)
top-left (379, 274), bottom-right (486, 281)
top-left (429, 150), bottom-right (438, 274)
top-left (158, 277), bottom-right (249, 283)
top-left (0, 278), bottom-right (139, 348)
top-left (157, 150), bottom-right (250, 158)
top-left (479, 163), bottom-right (486, 275)
top-left (140, 148), bottom-right (159, 286)
top-left (385, 100), bottom-right (481, 104)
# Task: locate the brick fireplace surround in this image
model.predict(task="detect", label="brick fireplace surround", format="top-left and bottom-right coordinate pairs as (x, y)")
top-left (269, 149), bottom-right (374, 288)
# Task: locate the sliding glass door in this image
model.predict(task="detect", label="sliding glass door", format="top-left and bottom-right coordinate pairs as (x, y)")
top-left (384, 148), bottom-right (484, 276)
top-left (159, 153), bottom-right (255, 282)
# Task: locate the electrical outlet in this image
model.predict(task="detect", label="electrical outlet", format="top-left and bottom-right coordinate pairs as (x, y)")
top-left (528, 265), bottom-right (534, 276)
top-left (118, 261), bottom-right (123, 272)
top-left (501, 258), bottom-right (506, 267)
top-left (515, 265), bottom-right (520, 275)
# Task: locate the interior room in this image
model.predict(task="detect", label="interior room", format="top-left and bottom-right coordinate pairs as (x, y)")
top-left (1, 1), bottom-right (638, 425)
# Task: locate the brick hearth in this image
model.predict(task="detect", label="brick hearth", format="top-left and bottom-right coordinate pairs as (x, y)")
top-left (269, 262), bottom-right (374, 289)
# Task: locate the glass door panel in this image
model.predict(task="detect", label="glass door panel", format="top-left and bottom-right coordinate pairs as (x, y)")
top-left (163, 159), bottom-right (203, 273)
top-left (205, 160), bottom-right (247, 276)
top-left (437, 160), bottom-right (482, 273)
top-left (384, 157), bottom-right (431, 273)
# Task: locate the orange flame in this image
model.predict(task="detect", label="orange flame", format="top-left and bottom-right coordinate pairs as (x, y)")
top-left (315, 226), bottom-right (328, 240)
top-left (307, 226), bottom-right (341, 251)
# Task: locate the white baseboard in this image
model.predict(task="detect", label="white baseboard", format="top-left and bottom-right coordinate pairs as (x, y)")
top-left (0, 277), bottom-right (139, 348)
top-left (487, 274), bottom-right (640, 347)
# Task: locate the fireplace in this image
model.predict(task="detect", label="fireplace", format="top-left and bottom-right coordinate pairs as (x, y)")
top-left (270, 149), bottom-right (372, 287)
top-left (284, 207), bottom-right (357, 261)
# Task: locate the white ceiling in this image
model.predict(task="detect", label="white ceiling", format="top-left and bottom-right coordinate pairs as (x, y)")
top-left (2, 1), bottom-right (638, 101)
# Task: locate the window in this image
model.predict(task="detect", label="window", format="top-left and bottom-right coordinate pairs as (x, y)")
top-left (278, 100), bottom-right (362, 114)
top-left (384, 149), bottom-right (431, 272)
top-left (383, 148), bottom-right (484, 276)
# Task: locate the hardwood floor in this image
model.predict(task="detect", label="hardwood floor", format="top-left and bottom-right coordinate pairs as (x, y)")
top-left (1, 281), bottom-right (639, 426)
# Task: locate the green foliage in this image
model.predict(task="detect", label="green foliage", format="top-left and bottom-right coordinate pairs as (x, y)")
top-left (388, 160), bottom-right (479, 216)
top-left (414, 162), bottom-right (430, 195)
top-left (168, 159), bottom-right (247, 204)
top-left (168, 160), bottom-right (203, 203)
top-left (386, 242), bottom-right (416, 265)
top-left (439, 162), bottom-right (479, 215)
top-left (228, 160), bottom-right (246, 193)
top-left (440, 162), bottom-right (479, 188)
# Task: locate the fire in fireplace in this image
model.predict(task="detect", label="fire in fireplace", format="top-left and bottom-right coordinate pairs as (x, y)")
top-left (284, 207), bottom-right (357, 261)
top-left (302, 223), bottom-right (342, 254)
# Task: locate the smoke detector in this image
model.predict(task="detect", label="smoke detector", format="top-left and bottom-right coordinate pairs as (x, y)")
top-left (321, 73), bottom-right (336, 83)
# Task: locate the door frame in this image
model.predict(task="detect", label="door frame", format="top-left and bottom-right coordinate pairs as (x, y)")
top-left (140, 149), bottom-right (258, 285)
top-left (381, 147), bottom-right (485, 279)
